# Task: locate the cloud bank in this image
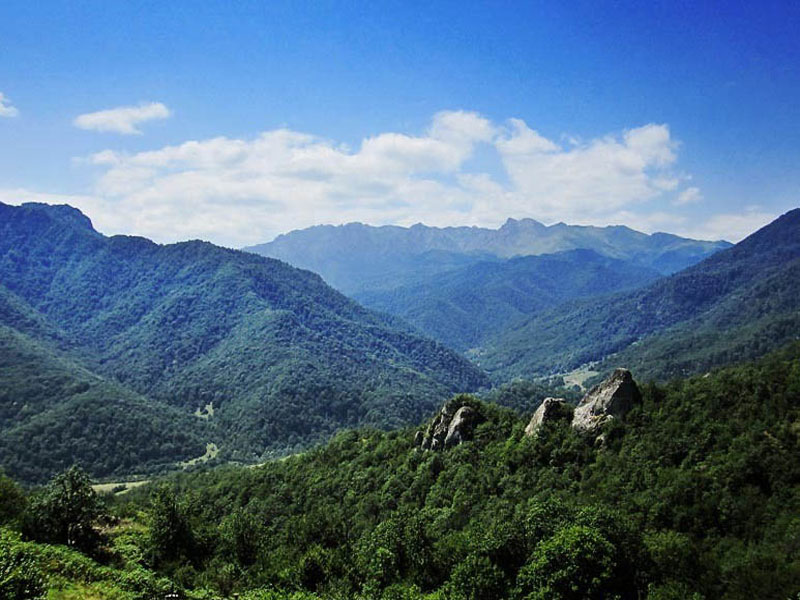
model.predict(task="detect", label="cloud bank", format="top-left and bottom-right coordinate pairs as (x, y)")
top-left (66, 111), bottom-right (714, 246)
top-left (5, 110), bottom-right (769, 246)
top-left (0, 93), bottom-right (19, 117)
top-left (74, 102), bottom-right (170, 135)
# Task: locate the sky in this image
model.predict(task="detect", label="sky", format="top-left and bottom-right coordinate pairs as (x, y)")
top-left (0, 1), bottom-right (798, 247)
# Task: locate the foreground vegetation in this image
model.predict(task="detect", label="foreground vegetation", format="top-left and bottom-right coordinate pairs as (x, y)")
top-left (3, 344), bottom-right (800, 598)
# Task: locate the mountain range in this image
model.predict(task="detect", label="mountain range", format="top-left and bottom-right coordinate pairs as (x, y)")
top-left (353, 249), bottom-right (662, 351)
top-left (3, 202), bottom-right (798, 484)
top-left (245, 218), bottom-right (731, 295)
top-left (245, 219), bottom-right (731, 354)
top-left (247, 212), bottom-right (800, 386)
top-left (478, 208), bottom-right (800, 381)
top-left (0, 202), bottom-right (487, 482)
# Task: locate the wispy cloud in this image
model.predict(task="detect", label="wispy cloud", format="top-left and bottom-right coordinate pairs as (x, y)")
top-left (74, 102), bottom-right (170, 135)
top-left (674, 186), bottom-right (702, 206)
top-left (0, 93), bottom-right (19, 117)
top-left (677, 207), bottom-right (777, 242)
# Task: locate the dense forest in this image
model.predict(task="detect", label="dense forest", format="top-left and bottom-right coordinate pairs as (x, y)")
top-left (354, 249), bottom-right (661, 351)
top-left (0, 202), bottom-right (486, 483)
top-left (478, 208), bottom-right (800, 381)
top-left (3, 344), bottom-right (800, 599)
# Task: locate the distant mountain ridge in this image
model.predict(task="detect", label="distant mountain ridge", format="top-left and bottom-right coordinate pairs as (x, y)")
top-left (478, 208), bottom-right (800, 381)
top-left (354, 249), bottom-right (662, 351)
top-left (0, 202), bottom-right (488, 482)
top-left (245, 218), bottom-right (731, 295)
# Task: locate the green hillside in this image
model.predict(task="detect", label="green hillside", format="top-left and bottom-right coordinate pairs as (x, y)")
top-left (479, 208), bottom-right (800, 381)
top-left (4, 345), bottom-right (800, 599)
top-left (355, 249), bottom-right (660, 351)
top-left (0, 202), bottom-right (488, 482)
top-left (0, 321), bottom-right (208, 483)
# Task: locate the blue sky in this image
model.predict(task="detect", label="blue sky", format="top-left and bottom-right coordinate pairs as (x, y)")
top-left (0, 1), bottom-right (798, 246)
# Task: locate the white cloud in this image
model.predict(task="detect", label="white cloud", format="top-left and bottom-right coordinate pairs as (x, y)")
top-left (674, 186), bottom-right (702, 206)
top-left (0, 93), bottom-right (19, 117)
top-left (495, 120), bottom-right (679, 221)
top-left (675, 208), bottom-right (777, 242)
top-left (74, 102), bottom-right (171, 135)
top-left (48, 110), bottom-right (767, 247)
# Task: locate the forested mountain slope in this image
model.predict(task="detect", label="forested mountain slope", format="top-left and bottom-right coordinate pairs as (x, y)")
top-left (479, 208), bottom-right (800, 380)
top-left (245, 219), bottom-right (730, 295)
top-left (355, 249), bottom-right (661, 351)
top-left (0, 202), bottom-right (488, 482)
top-left (12, 343), bottom-right (790, 600)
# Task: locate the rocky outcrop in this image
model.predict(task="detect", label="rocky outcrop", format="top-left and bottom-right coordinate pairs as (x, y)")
top-left (419, 403), bottom-right (455, 451)
top-left (524, 397), bottom-right (571, 437)
top-left (413, 430), bottom-right (424, 446)
top-left (571, 368), bottom-right (641, 436)
top-left (418, 400), bottom-right (482, 451)
top-left (444, 406), bottom-right (478, 448)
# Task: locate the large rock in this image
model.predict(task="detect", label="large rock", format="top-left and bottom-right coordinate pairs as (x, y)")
top-left (445, 406), bottom-right (478, 448)
top-left (571, 368), bottom-right (641, 435)
top-left (419, 403), bottom-right (456, 451)
top-left (524, 397), bottom-right (571, 437)
top-left (418, 400), bottom-right (482, 451)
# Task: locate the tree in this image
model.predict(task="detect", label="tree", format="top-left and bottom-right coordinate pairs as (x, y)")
top-left (219, 508), bottom-right (262, 567)
top-left (449, 553), bottom-right (506, 600)
top-left (148, 485), bottom-right (194, 566)
top-left (23, 466), bottom-right (102, 555)
top-left (515, 525), bottom-right (617, 600)
top-left (0, 472), bottom-right (26, 526)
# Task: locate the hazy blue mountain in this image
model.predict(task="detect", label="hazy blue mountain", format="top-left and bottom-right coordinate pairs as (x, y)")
top-left (478, 208), bottom-right (800, 381)
top-left (245, 219), bottom-right (731, 295)
top-left (354, 249), bottom-right (662, 351)
top-left (0, 202), bottom-right (488, 482)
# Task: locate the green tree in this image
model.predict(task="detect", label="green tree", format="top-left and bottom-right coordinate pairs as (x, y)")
top-left (0, 472), bottom-right (26, 526)
top-left (449, 553), bottom-right (506, 600)
top-left (22, 466), bottom-right (102, 555)
top-left (219, 508), bottom-right (262, 567)
top-left (515, 525), bottom-right (617, 600)
top-left (148, 485), bottom-right (195, 566)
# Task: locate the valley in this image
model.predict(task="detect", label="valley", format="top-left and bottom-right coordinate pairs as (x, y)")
top-left (2, 4), bottom-right (798, 598)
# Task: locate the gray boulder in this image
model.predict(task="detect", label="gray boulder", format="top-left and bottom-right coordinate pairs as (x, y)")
top-left (524, 397), bottom-right (571, 437)
top-left (419, 401), bottom-right (482, 451)
top-left (445, 406), bottom-right (478, 448)
top-left (420, 403), bottom-right (455, 451)
top-left (413, 430), bottom-right (424, 447)
top-left (571, 368), bottom-right (641, 435)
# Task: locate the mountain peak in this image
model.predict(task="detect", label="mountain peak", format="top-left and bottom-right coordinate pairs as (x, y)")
top-left (724, 207), bottom-right (800, 258)
top-left (20, 202), bottom-right (96, 232)
top-left (501, 217), bottom-right (546, 230)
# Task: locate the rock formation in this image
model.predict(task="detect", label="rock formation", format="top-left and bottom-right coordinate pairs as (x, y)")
top-left (444, 406), bottom-right (478, 448)
top-left (524, 397), bottom-right (571, 437)
top-left (571, 368), bottom-right (641, 436)
top-left (418, 400), bottom-right (482, 451)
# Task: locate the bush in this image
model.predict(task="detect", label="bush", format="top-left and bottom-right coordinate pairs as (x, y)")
top-left (0, 534), bottom-right (46, 600)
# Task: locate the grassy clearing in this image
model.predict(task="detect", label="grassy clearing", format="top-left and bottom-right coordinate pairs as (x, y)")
top-left (179, 442), bottom-right (219, 468)
top-left (561, 364), bottom-right (600, 390)
top-left (91, 480), bottom-right (150, 495)
top-left (193, 401), bottom-right (214, 420)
